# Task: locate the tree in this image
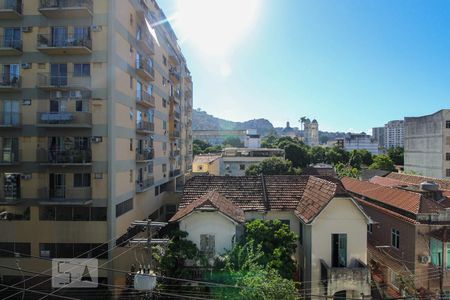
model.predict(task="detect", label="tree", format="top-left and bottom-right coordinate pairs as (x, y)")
top-left (203, 145), bottom-right (222, 153)
top-left (387, 147), bottom-right (404, 165)
top-left (348, 150), bottom-right (363, 169)
top-left (245, 157), bottom-right (295, 175)
top-left (369, 155), bottom-right (396, 171)
top-left (284, 143), bottom-right (309, 168)
top-left (335, 163), bottom-right (360, 179)
top-left (261, 135), bottom-right (278, 148)
top-left (359, 149), bottom-right (374, 166)
top-left (325, 147), bottom-right (348, 165)
top-left (309, 146), bottom-right (326, 164)
top-left (223, 137), bottom-right (244, 148)
top-left (193, 139), bottom-right (212, 155)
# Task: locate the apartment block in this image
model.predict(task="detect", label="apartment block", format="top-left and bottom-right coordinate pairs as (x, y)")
top-left (384, 120), bottom-right (404, 149)
top-left (0, 0), bottom-right (192, 292)
top-left (404, 109), bottom-right (450, 178)
top-left (343, 133), bottom-right (379, 155)
top-left (372, 127), bottom-right (385, 148)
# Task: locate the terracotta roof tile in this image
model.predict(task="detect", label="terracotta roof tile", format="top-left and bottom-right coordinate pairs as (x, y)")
top-left (170, 190), bottom-right (245, 223)
top-left (193, 155), bottom-right (221, 165)
top-left (386, 173), bottom-right (450, 190)
top-left (369, 176), bottom-right (408, 187)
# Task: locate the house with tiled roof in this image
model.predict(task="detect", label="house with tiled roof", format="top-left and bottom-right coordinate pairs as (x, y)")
top-left (192, 154), bottom-right (222, 175)
top-left (170, 175), bottom-right (372, 299)
top-left (342, 176), bottom-right (450, 299)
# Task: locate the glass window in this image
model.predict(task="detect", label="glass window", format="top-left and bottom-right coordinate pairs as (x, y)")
top-left (40, 206), bottom-right (56, 220)
top-left (391, 228), bottom-right (400, 249)
top-left (239, 164), bottom-right (245, 170)
top-left (55, 207), bottom-right (72, 221)
top-left (74, 173), bottom-right (91, 187)
top-left (332, 234), bottom-right (347, 267)
top-left (446, 121), bottom-right (450, 129)
top-left (200, 234), bottom-right (215, 258)
top-left (299, 222), bottom-right (303, 245)
top-left (73, 207), bottom-right (90, 221)
top-left (91, 207), bottom-right (107, 221)
top-left (73, 64), bottom-right (90, 77)
top-left (367, 224), bottom-right (373, 234)
top-left (74, 243), bottom-right (91, 258)
top-left (431, 238), bottom-right (443, 266)
top-left (40, 243), bottom-right (56, 258)
top-left (57, 243), bottom-right (74, 258)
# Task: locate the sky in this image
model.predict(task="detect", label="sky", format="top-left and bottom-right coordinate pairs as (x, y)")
top-left (157, 0), bottom-right (450, 133)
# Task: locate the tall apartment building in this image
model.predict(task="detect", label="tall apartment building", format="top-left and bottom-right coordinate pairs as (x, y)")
top-left (372, 127), bottom-right (384, 148)
top-left (404, 109), bottom-right (450, 178)
top-left (384, 120), bottom-right (404, 149)
top-left (0, 0), bottom-right (192, 291)
top-left (303, 118), bottom-right (319, 146)
top-left (343, 133), bottom-right (379, 155)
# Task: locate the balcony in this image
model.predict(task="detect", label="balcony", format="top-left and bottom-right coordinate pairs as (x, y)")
top-left (0, 74), bottom-right (21, 91)
top-left (169, 69), bottom-right (181, 85)
top-left (0, 149), bottom-right (20, 165)
top-left (170, 130), bottom-right (181, 139)
top-left (37, 34), bottom-right (92, 55)
top-left (136, 92), bottom-right (155, 108)
top-left (37, 149), bottom-right (92, 165)
top-left (170, 169), bottom-right (181, 177)
top-left (170, 109), bottom-right (181, 121)
top-left (0, 112), bottom-right (21, 127)
top-left (137, 34), bottom-right (155, 56)
top-left (136, 121), bottom-right (154, 134)
top-left (136, 149), bottom-right (154, 162)
top-left (39, 0), bottom-right (93, 18)
top-left (136, 59), bottom-right (155, 82)
top-left (0, 37), bottom-right (22, 55)
top-left (170, 150), bottom-right (180, 158)
top-left (36, 111), bottom-right (92, 128)
top-left (136, 177), bottom-right (154, 193)
top-left (39, 187), bottom-right (92, 205)
top-left (37, 73), bottom-right (91, 91)
top-left (320, 259), bottom-right (371, 297)
top-left (0, 0), bottom-right (23, 19)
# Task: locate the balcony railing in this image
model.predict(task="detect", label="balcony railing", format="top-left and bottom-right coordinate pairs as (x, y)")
top-left (36, 111), bottom-right (92, 128)
top-left (136, 92), bottom-right (155, 108)
top-left (170, 169), bottom-right (181, 177)
top-left (0, 73), bottom-right (21, 90)
top-left (169, 69), bottom-right (181, 84)
top-left (39, 187), bottom-right (92, 203)
top-left (0, 149), bottom-right (20, 164)
top-left (137, 34), bottom-right (155, 55)
top-left (0, 112), bottom-right (21, 127)
top-left (0, 0), bottom-right (23, 18)
top-left (171, 150), bottom-right (180, 157)
top-left (39, 0), bottom-right (93, 18)
top-left (136, 177), bottom-right (154, 193)
top-left (170, 130), bottom-right (181, 139)
top-left (136, 121), bottom-right (154, 133)
top-left (320, 259), bottom-right (371, 297)
top-left (37, 149), bottom-right (92, 164)
top-left (0, 37), bottom-right (22, 55)
top-left (136, 59), bottom-right (155, 81)
top-left (37, 34), bottom-right (92, 54)
top-left (136, 149), bottom-right (154, 161)
top-left (37, 73), bottom-right (91, 90)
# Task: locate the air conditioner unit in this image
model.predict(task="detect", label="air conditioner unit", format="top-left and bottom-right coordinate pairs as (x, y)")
top-left (21, 63), bottom-right (32, 69)
top-left (20, 174), bottom-right (32, 180)
top-left (91, 136), bottom-right (103, 143)
top-left (91, 25), bottom-right (102, 32)
top-left (419, 255), bottom-right (430, 264)
top-left (22, 26), bottom-right (33, 33)
top-left (40, 250), bottom-right (50, 258)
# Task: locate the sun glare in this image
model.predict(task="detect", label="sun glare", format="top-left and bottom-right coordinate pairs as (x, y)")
top-left (174, 0), bottom-right (260, 58)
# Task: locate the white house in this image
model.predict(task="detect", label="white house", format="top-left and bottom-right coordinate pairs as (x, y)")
top-left (170, 175), bottom-right (372, 299)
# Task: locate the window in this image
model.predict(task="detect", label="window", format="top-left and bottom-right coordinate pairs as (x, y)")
top-left (129, 170), bottom-right (133, 183)
top-left (55, 207), bottom-right (72, 221)
top-left (391, 228), bottom-right (400, 249)
top-left (446, 121), bottom-right (450, 129)
top-left (163, 55), bottom-right (167, 66)
top-left (367, 223), bottom-right (373, 234)
top-left (0, 243), bottom-right (31, 257)
top-left (162, 164), bottom-right (167, 173)
top-left (39, 243), bottom-right (107, 259)
top-left (239, 164), bottom-right (246, 171)
top-left (162, 98), bottom-right (167, 108)
top-left (75, 100), bottom-right (88, 112)
top-left (73, 64), bottom-right (90, 77)
top-left (332, 234), bottom-right (347, 267)
top-left (299, 222), bottom-right (303, 245)
top-left (200, 234), bottom-right (215, 258)
top-left (130, 75), bottom-right (133, 89)
top-left (162, 77), bottom-right (167, 86)
top-left (431, 238), bottom-right (443, 266)
top-left (116, 198), bottom-right (133, 217)
top-left (163, 120), bottom-right (167, 130)
top-left (447, 153), bottom-right (450, 161)
top-left (390, 270), bottom-right (401, 290)
top-left (130, 138), bottom-right (133, 151)
top-left (91, 207), bottom-right (107, 221)
top-left (74, 173), bottom-right (91, 187)
top-left (447, 169), bottom-right (450, 177)
top-left (73, 207), bottom-right (90, 221)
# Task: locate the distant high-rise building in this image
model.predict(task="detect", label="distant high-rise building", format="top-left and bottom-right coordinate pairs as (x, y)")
top-left (343, 133), bottom-right (379, 155)
top-left (384, 120), bottom-right (404, 149)
top-left (405, 109), bottom-right (450, 178)
top-left (372, 127), bottom-right (385, 148)
top-left (303, 119), bottom-right (319, 146)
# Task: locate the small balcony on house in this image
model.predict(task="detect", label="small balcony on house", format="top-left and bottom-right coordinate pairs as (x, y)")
top-left (320, 259), bottom-right (371, 298)
top-left (38, 187), bottom-right (92, 205)
top-left (136, 120), bottom-right (154, 135)
top-left (0, 0), bottom-right (23, 19)
top-left (0, 73), bottom-right (21, 91)
top-left (136, 148), bottom-right (154, 162)
top-left (38, 0), bottom-right (93, 18)
top-left (0, 148), bottom-right (20, 165)
top-left (37, 33), bottom-right (92, 55)
top-left (168, 48), bottom-right (179, 66)
top-left (136, 177), bottom-right (154, 193)
top-left (136, 58), bottom-right (155, 82)
top-left (0, 173), bottom-right (22, 203)
top-left (169, 68), bottom-right (180, 85)
top-left (136, 92), bottom-right (155, 108)
top-left (37, 73), bottom-right (91, 91)
top-left (0, 111), bottom-right (21, 128)
top-left (0, 36), bottom-right (22, 55)
top-left (137, 32), bottom-right (155, 56)
top-left (36, 111), bottom-right (92, 128)
top-left (37, 148), bottom-right (92, 165)
top-left (170, 169), bottom-right (181, 177)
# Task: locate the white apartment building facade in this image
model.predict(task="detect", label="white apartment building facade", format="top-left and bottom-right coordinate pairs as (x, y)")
top-left (384, 120), bottom-right (404, 149)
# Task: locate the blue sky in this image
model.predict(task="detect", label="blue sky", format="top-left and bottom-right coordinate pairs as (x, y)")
top-left (158, 0), bottom-right (450, 132)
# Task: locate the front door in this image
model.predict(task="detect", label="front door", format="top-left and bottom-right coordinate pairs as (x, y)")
top-left (4, 27), bottom-right (20, 49)
top-left (52, 26), bottom-right (68, 47)
top-left (50, 63), bottom-right (67, 86)
top-left (3, 100), bottom-right (19, 126)
top-left (332, 234), bottom-right (347, 268)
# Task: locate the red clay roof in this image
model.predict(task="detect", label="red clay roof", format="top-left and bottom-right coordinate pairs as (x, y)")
top-left (178, 175), bottom-right (342, 223)
top-left (342, 177), bottom-right (444, 215)
top-left (369, 176), bottom-right (408, 188)
top-left (170, 190), bottom-right (245, 223)
top-left (386, 173), bottom-right (450, 190)
top-left (193, 155), bottom-right (221, 165)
